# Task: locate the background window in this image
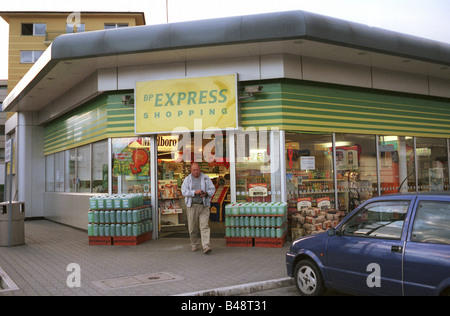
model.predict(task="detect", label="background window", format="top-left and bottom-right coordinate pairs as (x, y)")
top-left (285, 132), bottom-right (334, 208)
top-left (34, 23), bottom-right (46, 36)
top-left (77, 145), bottom-right (91, 192)
top-left (112, 137), bottom-right (151, 194)
top-left (65, 149), bottom-right (76, 192)
top-left (411, 201), bottom-right (450, 244)
top-left (104, 23), bottom-right (128, 29)
top-left (235, 129), bottom-right (271, 202)
top-left (335, 134), bottom-right (377, 212)
top-left (55, 151), bottom-right (65, 192)
top-left (379, 136), bottom-right (416, 194)
top-left (416, 137), bottom-right (449, 191)
top-left (20, 51), bottom-right (44, 63)
top-left (45, 155), bottom-right (54, 192)
top-left (92, 140), bottom-right (108, 193)
top-left (46, 143), bottom-right (109, 193)
top-left (21, 23), bottom-right (46, 36)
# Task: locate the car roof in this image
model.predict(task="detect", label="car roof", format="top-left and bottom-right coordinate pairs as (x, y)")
top-left (387, 191), bottom-right (450, 196)
top-left (376, 192), bottom-right (450, 199)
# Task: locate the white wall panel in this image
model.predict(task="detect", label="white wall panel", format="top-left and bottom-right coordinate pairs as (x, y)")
top-left (44, 193), bottom-right (91, 229)
top-left (303, 57), bottom-right (372, 88)
top-left (283, 54), bottom-right (303, 80)
top-left (372, 67), bottom-right (429, 95)
top-left (118, 63), bottom-right (186, 90)
top-left (37, 72), bottom-right (99, 125)
top-left (260, 54), bottom-right (285, 79)
top-left (98, 68), bottom-right (118, 91)
top-left (429, 76), bottom-right (450, 98)
top-left (187, 56), bottom-right (260, 81)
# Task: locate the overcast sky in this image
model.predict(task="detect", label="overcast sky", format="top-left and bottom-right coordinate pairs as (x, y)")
top-left (1, 0), bottom-right (450, 80)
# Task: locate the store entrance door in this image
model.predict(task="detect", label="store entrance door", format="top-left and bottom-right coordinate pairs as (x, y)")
top-left (156, 133), bottom-right (230, 238)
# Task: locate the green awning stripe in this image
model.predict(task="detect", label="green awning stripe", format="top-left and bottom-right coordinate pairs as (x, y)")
top-left (240, 81), bottom-right (450, 138)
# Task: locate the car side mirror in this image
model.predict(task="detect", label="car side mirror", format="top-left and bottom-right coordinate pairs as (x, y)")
top-left (328, 227), bottom-right (342, 237)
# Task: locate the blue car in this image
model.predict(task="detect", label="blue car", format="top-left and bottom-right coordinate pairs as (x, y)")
top-left (286, 193), bottom-right (450, 296)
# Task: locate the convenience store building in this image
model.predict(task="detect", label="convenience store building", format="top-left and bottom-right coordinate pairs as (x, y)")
top-left (3, 10), bottom-right (450, 239)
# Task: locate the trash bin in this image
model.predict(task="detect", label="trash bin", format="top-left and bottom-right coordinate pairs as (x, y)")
top-left (0, 202), bottom-right (25, 247)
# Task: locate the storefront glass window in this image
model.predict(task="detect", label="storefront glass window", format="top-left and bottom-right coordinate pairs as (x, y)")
top-left (285, 132), bottom-right (334, 208)
top-left (65, 149), bottom-right (76, 192)
top-left (45, 155), bottom-right (54, 192)
top-left (235, 128), bottom-right (271, 202)
top-left (77, 145), bottom-right (91, 192)
top-left (335, 134), bottom-right (377, 213)
top-left (112, 137), bottom-right (151, 199)
top-left (92, 140), bottom-right (108, 193)
top-left (55, 151), bottom-right (65, 192)
top-left (416, 137), bottom-right (449, 191)
top-left (379, 136), bottom-right (416, 194)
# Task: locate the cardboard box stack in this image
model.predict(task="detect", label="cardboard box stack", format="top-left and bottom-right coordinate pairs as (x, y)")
top-left (291, 203), bottom-right (345, 239)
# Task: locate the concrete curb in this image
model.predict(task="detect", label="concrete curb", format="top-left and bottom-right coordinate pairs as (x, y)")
top-left (175, 277), bottom-right (294, 296)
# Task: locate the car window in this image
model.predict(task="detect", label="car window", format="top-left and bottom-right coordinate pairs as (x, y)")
top-left (411, 201), bottom-right (450, 245)
top-left (341, 200), bottom-right (409, 240)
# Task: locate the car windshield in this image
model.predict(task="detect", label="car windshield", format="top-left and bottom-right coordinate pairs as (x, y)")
top-left (342, 200), bottom-right (410, 239)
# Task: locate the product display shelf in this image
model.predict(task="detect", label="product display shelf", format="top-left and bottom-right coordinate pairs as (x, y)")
top-left (88, 205), bottom-right (153, 246)
top-left (158, 180), bottom-right (185, 231)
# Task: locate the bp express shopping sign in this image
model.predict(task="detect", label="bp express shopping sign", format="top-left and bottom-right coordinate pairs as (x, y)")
top-left (135, 74), bottom-right (238, 134)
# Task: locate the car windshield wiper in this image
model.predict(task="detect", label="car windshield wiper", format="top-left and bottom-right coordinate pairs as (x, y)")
top-left (364, 220), bottom-right (398, 236)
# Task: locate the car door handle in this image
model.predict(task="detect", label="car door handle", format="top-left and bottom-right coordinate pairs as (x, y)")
top-left (391, 245), bottom-right (403, 253)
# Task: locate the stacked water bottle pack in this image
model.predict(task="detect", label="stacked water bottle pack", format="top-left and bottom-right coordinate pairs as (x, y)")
top-left (88, 194), bottom-right (152, 239)
top-left (224, 202), bottom-right (287, 245)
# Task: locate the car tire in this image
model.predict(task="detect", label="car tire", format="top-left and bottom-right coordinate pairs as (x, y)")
top-left (294, 259), bottom-right (324, 296)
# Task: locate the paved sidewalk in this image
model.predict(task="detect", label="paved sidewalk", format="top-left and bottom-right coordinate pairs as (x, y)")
top-left (0, 220), bottom-right (291, 296)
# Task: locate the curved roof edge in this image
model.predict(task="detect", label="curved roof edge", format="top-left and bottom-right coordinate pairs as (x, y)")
top-left (51, 10), bottom-right (450, 65)
top-left (4, 10), bottom-right (450, 113)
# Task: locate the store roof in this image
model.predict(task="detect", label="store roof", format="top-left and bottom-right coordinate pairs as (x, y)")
top-left (3, 10), bottom-right (450, 113)
top-left (50, 10), bottom-right (450, 64)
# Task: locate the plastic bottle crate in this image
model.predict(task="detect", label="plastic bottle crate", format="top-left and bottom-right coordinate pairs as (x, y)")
top-left (88, 236), bottom-right (112, 246)
top-left (254, 232), bottom-right (286, 248)
top-left (225, 237), bottom-right (253, 247)
top-left (112, 232), bottom-right (152, 246)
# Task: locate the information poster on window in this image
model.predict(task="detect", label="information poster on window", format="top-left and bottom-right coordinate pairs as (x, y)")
top-left (248, 183), bottom-right (268, 197)
top-left (336, 146), bottom-right (359, 170)
top-left (113, 138), bottom-right (150, 177)
top-left (300, 156), bottom-right (315, 170)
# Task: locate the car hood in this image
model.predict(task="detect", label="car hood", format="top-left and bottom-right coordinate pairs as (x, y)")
top-left (290, 231), bottom-right (329, 253)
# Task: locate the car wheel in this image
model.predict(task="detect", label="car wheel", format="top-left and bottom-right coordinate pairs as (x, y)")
top-left (294, 259), bottom-right (324, 296)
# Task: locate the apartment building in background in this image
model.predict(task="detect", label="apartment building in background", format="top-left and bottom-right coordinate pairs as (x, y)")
top-left (0, 11), bottom-right (145, 201)
top-left (0, 11), bottom-right (146, 94)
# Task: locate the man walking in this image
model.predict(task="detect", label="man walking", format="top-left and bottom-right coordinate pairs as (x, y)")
top-left (181, 162), bottom-right (216, 254)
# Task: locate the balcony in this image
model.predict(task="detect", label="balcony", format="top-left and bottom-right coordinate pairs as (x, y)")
top-left (45, 26), bottom-right (86, 45)
top-left (45, 31), bottom-right (66, 45)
